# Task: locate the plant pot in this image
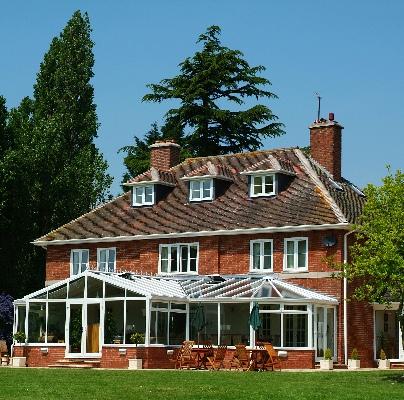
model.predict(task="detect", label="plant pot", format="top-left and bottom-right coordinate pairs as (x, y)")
top-left (11, 356), bottom-right (27, 367)
top-left (128, 358), bottom-right (143, 370)
top-left (348, 359), bottom-right (360, 370)
top-left (319, 359), bottom-right (333, 370)
top-left (378, 359), bottom-right (390, 369)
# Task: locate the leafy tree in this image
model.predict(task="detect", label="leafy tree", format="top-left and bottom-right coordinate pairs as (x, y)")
top-left (122, 25), bottom-right (284, 180)
top-left (338, 169), bottom-right (404, 346)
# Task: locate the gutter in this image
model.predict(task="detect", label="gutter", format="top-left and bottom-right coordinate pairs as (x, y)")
top-left (33, 222), bottom-right (351, 247)
top-left (343, 229), bottom-right (356, 365)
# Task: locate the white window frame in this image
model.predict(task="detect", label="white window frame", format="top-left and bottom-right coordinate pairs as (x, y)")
top-left (250, 173), bottom-right (276, 197)
top-left (70, 249), bottom-right (89, 276)
top-left (283, 237), bottom-right (308, 272)
top-left (97, 247), bottom-right (117, 272)
top-left (158, 243), bottom-right (199, 275)
top-left (132, 184), bottom-right (155, 206)
top-left (249, 239), bottom-right (273, 272)
top-left (189, 179), bottom-right (214, 202)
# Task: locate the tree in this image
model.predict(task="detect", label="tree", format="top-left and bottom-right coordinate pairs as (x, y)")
top-left (340, 169), bottom-right (404, 346)
top-left (0, 11), bottom-right (112, 297)
top-left (0, 293), bottom-right (14, 349)
top-left (122, 25), bottom-right (284, 180)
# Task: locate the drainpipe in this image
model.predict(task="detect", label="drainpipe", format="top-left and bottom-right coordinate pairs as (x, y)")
top-left (343, 230), bottom-right (356, 365)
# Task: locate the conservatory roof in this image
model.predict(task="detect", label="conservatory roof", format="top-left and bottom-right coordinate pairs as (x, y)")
top-left (17, 270), bottom-right (338, 305)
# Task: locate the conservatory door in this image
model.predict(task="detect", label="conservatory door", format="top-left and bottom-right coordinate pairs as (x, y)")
top-left (314, 306), bottom-right (336, 361)
top-left (66, 301), bottom-right (101, 357)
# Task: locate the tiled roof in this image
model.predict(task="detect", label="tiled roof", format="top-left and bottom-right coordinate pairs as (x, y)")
top-left (241, 154), bottom-right (295, 175)
top-left (35, 147), bottom-right (364, 243)
top-left (181, 161), bottom-right (234, 180)
top-left (124, 167), bottom-right (176, 186)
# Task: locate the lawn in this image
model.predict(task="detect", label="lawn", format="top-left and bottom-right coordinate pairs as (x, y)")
top-left (0, 369), bottom-right (403, 400)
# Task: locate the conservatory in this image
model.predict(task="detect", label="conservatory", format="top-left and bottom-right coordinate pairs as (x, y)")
top-left (13, 270), bottom-right (338, 365)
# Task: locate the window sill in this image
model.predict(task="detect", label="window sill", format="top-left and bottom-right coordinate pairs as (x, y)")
top-left (282, 269), bottom-right (309, 273)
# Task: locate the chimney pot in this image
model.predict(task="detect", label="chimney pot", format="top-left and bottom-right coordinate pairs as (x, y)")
top-left (329, 112), bottom-right (334, 121)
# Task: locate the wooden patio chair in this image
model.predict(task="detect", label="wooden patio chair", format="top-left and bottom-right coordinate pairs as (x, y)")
top-left (178, 340), bottom-right (198, 369)
top-left (263, 343), bottom-right (282, 371)
top-left (169, 347), bottom-right (183, 369)
top-left (206, 345), bottom-right (227, 370)
top-left (0, 340), bottom-right (9, 366)
top-left (199, 341), bottom-right (214, 369)
top-left (229, 344), bottom-right (250, 371)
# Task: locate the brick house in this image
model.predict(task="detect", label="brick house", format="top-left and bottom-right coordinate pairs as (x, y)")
top-left (13, 113), bottom-right (402, 368)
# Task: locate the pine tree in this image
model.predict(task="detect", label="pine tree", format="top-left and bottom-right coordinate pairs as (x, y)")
top-left (143, 25), bottom-right (284, 157)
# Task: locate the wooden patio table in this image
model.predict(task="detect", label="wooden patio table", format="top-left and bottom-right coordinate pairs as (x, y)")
top-left (247, 348), bottom-right (268, 371)
top-left (191, 347), bottom-right (213, 369)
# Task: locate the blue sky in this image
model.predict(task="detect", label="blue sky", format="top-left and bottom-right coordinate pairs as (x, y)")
top-left (1, 1), bottom-right (403, 194)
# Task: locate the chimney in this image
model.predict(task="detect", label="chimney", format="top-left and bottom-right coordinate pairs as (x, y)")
top-left (309, 112), bottom-right (344, 181)
top-left (149, 140), bottom-right (181, 170)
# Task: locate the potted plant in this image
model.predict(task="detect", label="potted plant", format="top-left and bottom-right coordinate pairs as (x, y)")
top-left (378, 349), bottom-right (390, 369)
top-left (128, 332), bottom-right (144, 370)
top-left (12, 331), bottom-right (27, 367)
top-left (348, 348), bottom-right (360, 369)
top-left (319, 348), bottom-right (333, 370)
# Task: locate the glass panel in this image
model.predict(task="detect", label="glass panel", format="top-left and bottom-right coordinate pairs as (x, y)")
top-left (150, 310), bottom-right (168, 344)
top-left (98, 249), bottom-right (107, 272)
top-left (252, 242), bottom-right (261, 270)
top-left (87, 277), bottom-right (103, 298)
top-left (48, 284), bottom-right (67, 299)
top-left (316, 307), bottom-right (325, 357)
top-left (28, 303), bottom-right (46, 343)
top-left (327, 308), bottom-right (335, 357)
top-left (260, 304), bottom-right (280, 311)
top-left (284, 305), bottom-right (307, 311)
top-left (32, 292), bottom-right (47, 299)
top-left (86, 303), bottom-right (100, 353)
top-left (81, 250), bottom-right (89, 272)
top-left (169, 312), bottom-right (186, 345)
top-left (263, 241), bottom-right (272, 269)
top-left (68, 278), bottom-right (85, 298)
top-left (189, 303), bottom-right (218, 345)
top-left (17, 305), bottom-right (26, 334)
top-left (171, 303), bottom-right (186, 310)
top-left (258, 313), bottom-right (281, 346)
top-left (152, 302), bottom-right (169, 309)
top-left (104, 301), bottom-right (124, 344)
top-left (105, 283), bottom-right (125, 298)
top-left (253, 176), bottom-right (262, 195)
top-left (190, 181), bottom-right (200, 200)
top-left (144, 185), bottom-right (153, 203)
top-left (284, 314), bottom-right (308, 347)
top-left (126, 300), bottom-right (146, 344)
top-left (180, 245), bottom-right (188, 272)
top-left (220, 303), bottom-right (250, 346)
top-left (286, 254), bottom-right (294, 269)
top-left (202, 180), bottom-right (211, 198)
top-left (375, 310), bottom-right (399, 359)
top-left (189, 245), bottom-right (198, 272)
top-left (170, 246), bottom-right (178, 273)
top-left (135, 187), bottom-right (143, 204)
top-left (69, 304), bottom-right (82, 353)
top-left (72, 250), bottom-right (80, 275)
top-left (126, 290), bottom-right (144, 298)
top-left (264, 175), bottom-right (274, 193)
top-left (107, 249), bottom-right (116, 272)
top-left (286, 240), bottom-right (294, 255)
top-left (297, 240), bottom-right (307, 269)
top-left (47, 303), bottom-right (66, 343)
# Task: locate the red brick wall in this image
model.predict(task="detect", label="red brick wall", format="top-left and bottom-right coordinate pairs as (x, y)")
top-left (14, 346), bottom-right (66, 367)
top-left (150, 142), bottom-right (180, 171)
top-left (46, 229), bottom-right (345, 284)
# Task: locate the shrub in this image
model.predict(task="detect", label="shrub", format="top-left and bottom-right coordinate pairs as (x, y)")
top-left (0, 293), bottom-right (14, 348)
top-left (379, 349), bottom-right (387, 360)
top-left (130, 332), bottom-right (144, 346)
top-left (324, 348), bottom-right (332, 360)
top-left (351, 348), bottom-right (359, 360)
top-left (13, 331), bottom-right (26, 344)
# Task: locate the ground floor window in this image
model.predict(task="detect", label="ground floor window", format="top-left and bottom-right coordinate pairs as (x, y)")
top-left (47, 303), bottom-right (66, 343)
top-left (375, 309), bottom-right (400, 359)
top-left (220, 303), bottom-right (250, 346)
top-left (189, 303), bottom-right (218, 345)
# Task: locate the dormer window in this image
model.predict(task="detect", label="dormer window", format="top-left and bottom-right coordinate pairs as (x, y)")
top-left (133, 184), bottom-right (155, 206)
top-left (250, 174), bottom-right (275, 197)
top-left (189, 179), bottom-right (213, 201)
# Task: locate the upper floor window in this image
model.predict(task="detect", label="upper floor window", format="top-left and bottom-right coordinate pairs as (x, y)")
top-left (189, 179), bottom-right (213, 201)
top-left (159, 243), bottom-right (198, 274)
top-left (250, 174), bottom-right (275, 197)
top-left (70, 249), bottom-right (89, 276)
top-left (284, 238), bottom-right (308, 271)
top-left (133, 185), bottom-right (154, 206)
top-left (250, 240), bottom-right (273, 271)
top-left (97, 248), bottom-right (116, 272)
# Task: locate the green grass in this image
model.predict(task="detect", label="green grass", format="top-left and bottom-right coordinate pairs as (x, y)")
top-left (0, 369), bottom-right (403, 400)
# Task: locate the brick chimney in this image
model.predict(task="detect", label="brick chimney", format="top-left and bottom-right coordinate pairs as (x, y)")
top-left (309, 113), bottom-right (343, 181)
top-left (149, 140), bottom-right (181, 170)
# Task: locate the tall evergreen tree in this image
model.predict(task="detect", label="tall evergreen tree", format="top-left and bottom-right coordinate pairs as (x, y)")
top-left (143, 25), bottom-right (284, 157)
top-left (0, 11), bottom-right (111, 297)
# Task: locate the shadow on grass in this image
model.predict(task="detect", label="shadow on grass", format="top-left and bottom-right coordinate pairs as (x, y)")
top-left (382, 373), bottom-right (404, 384)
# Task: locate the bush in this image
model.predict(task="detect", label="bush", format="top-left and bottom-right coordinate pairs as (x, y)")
top-left (13, 331), bottom-right (26, 343)
top-left (130, 332), bottom-right (144, 346)
top-left (351, 348), bottom-right (359, 360)
top-left (379, 349), bottom-right (386, 360)
top-left (324, 348), bottom-right (332, 360)
top-left (0, 293), bottom-right (14, 348)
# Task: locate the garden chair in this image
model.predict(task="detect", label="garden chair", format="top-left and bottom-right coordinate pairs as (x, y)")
top-left (0, 340), bottom-right (9, 366)
top-left (199, 341), bottom-right (214, 369)
top-left (229, 344), bottom-right (250, 371)
top-left (169, 347), bottom-right (183, 369)
top-left (206, 345), bottom-right (227, 370)
top-left (263, 343), bottom-right (282, 371)
top-left (178, 340), bottom-right (198, 369)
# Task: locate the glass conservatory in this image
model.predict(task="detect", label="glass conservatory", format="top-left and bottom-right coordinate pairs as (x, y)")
top-left (14, 270), bottom-right (338, 360)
